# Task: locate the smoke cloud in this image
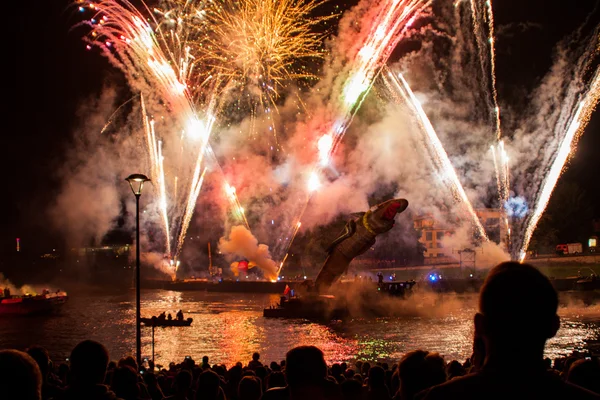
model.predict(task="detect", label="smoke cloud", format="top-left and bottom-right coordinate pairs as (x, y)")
top-left (218, 225), bottom-right (279, 280)
top-left (53, 0), bottom-right (598, 279)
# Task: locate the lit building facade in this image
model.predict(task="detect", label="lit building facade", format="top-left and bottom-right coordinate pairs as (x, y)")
top-left (414, 208), bottom-right (507, 265)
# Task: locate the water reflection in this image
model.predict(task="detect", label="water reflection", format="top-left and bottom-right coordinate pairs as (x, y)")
top-left (0, 290), bottom-right (597, 367)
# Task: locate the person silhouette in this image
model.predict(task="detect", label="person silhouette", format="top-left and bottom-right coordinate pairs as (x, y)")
top-left (0, 349), bottom-right (42, 400)
top-left (262, 346), bottom-right (341, 400)
top-left (420, 262), bottom-right (600, 400)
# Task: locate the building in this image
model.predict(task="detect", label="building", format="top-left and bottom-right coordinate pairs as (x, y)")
top-left (413, 208), bottom-right (507, 265)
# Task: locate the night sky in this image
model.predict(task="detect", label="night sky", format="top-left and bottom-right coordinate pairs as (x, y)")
top-left (2, 0), bottom-right (600, 256)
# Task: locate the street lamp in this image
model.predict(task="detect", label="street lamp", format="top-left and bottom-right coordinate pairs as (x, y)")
top-left (125, 173), bottom-right (150, 367)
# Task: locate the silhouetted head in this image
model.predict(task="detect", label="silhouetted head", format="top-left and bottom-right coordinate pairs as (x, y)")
top-left (285, 346), bottom-right (327, 388)
top-left (331, 363), bottom-right (343, 377)
top-left (26, 345), bottom-right (50, 377)
top-left (197, 370), bottom-right (221, 399)
top-left (69, 340), bottom-right (110, 385)
top-left (0, 349), bottom-right (42, 400)
top-left (341, 378), bottom-right (363, 400)
top-left (111, 366), bottom-right (139, 399)
top-left (398, 350), bottom-right (446, 400)
top-left (475, 262), bottom-right (559, 355)
top-left (361, 362), bottom-right (371, 376)
top-left (202, 355), bottom-right (209, 364)
top-left (175, 370), bottom-right (192, 394)
top-left (266, 371), bottom-right (286, 389)
top-left (270, 361), bottom-right (281, 371)
top-left (119, 356), bottom-right (138, 372)
top-left (252, 352), bottom-right (260, 361)
top-left (143, 371), bottom-right (158, 387)
top-left (446, 360), bottom-right (466, 380)
top-left (566, 359), bottom-right (600, 394)
top-left (368, 366), bottom-right (386, 389)
top-left (238, 376), bottom-right (262, 400)
top-left (255, 366), bottom-right (267, 380)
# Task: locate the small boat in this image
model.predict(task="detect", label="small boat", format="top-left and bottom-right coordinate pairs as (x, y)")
top-left (0, 292), bottom-right (68, 316)
top-left (140, 316), bottom-right (193, 327)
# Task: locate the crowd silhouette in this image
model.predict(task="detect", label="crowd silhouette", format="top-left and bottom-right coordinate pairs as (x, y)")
top-left (1, 262), bottom-right (599, 400)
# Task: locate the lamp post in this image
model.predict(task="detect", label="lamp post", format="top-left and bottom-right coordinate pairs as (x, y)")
top-left (125, 173), bottom-right (150, 368)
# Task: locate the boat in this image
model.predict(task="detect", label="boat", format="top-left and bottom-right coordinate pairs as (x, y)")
top-left (263, 295), bottom-right (349, 320)
top-left (0, 292), bottom-right (68, 316)
top-left (140, 316), bottom-right (193, 327)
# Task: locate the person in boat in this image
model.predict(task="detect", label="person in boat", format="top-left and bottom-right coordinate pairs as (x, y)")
top-left (158, 312), bottom-right (166, 321)
top-left (3, 287), bottom-right (10, 299)
top-left (167, 313), bottom-right (172, 321)
top-left (176, 310), bottom-right (184, 321)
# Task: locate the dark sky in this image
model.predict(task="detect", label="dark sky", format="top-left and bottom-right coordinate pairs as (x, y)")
top-left (2, 0), bottom-right (599, 254)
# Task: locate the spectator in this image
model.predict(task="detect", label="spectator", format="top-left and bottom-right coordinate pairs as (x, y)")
top-left (567, 358), bottom-right (600, 394)
top-left (0, 349), bottom-right (43, 400)
top-left (394, 350), bottom-right (445, 400)
top-left (331, 363), bottom-right (345, 384)
top-left (201, 356), bottom-right (210, 370)
top-left (266, 371), bottom-right (286, 390)
top-left (110, 366), bottom-right (140, 400)
top-left (340, 379), bottom-right (363, 400)
top-left (164, 370), bottom-right (193, 400)
top-left (446, 360), bottom-right (466, 380)
top-left (27, 345), bottom-right (64, 400)
top-left (270, 361), bottom-right (281, 372)
top-left (196, 370), bottom-right (223, 400)
top-left (361, 362), bottom-right (371, 377)
top-left (56, 340), bottom-right (119, 400)
top-left (144, 372), bottom-right (164, 400)
top-left (367, 365), bottom-right (391, 400)
top-left (420, 262), bottom-right (600, 400)
top-left (262, 345), bottom-right (341, 400)
top-left (238, 376), bottom-right (262, 400)
top-left (248, 352), bottom-right (262, 370)
top-left (226, 364), bottom-right (243, 400)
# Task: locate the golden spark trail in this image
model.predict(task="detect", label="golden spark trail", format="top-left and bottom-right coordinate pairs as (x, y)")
top-left (490, 145), bottom-right (502, 200)
top-left (157, 140), bottom-right (171, 256)
top-left (178, 166), bottom-right (207, 256)
top-left (388, 71), bottom-right (489, 241)
top-left (84, 0), bottom-right (220, 260)
top-left (225, 184), bottom-right (250, 230)
top-left (141, 95), bottom-right (171, 255)
top-left (519, 71), bottom-right (600, 261)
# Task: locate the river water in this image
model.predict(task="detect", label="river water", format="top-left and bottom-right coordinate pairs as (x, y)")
top-left (1, 290), bottom-right (599, 367)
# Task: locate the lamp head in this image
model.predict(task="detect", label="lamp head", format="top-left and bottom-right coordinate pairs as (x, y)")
top-left (125, 174), bottom-right (150, 196)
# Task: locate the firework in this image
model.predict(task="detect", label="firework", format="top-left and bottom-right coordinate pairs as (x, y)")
top-left (385, 71), bottom-right (489, 241)
top-left (153, 0), bottom-right (332, 111)
top-left (225, 184), bottom-right (250, 229)
top-left (519, 70), bottom-right (600, 261)
top-left (197, 0), bottom-right (331, 105)
top-left (82, 0), bottom-right (216, 261)
top-left (276, 0), bottom-right (430, 263)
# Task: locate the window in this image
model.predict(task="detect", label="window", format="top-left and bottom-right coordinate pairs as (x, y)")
top-left (426, 232), bottom-right (433, 241)
top-left (428, 243), bottom-right (433, 248)
top-left (436, 232), bottom-right (444, 240)
top-left (438, 253), bottom-right (445, 257)
top-left (437, 243), bottom-right (443, 248)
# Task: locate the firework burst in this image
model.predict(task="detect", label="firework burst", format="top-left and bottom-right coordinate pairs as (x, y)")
top-left (198, 0), bottom-right (332, 107)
